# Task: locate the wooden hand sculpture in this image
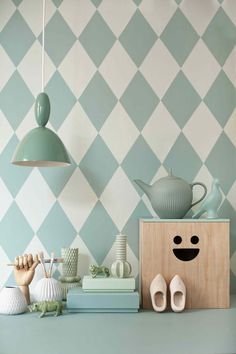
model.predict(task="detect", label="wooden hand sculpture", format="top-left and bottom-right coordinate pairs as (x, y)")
top-left (14, 254), bottom-right (39, 305)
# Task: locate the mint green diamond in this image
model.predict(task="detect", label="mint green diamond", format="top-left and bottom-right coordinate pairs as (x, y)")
top-left (164, 133), bottom-right (202, 182)
top-left (0, 10), bottom-right (35, 66)
top-left (122, 136), bottom-right (160, 194)
top-left (12, 0), bottom-right (23, 5)
top-left (120, 72), bottom-right (159, 130)
top-left (42, 12), bottom-right (76, 67)
top-left (90, 0), bottom-right (102, 7)
top-left (202, 8), bottom-right (236, 65)
top-left (0, 71), bottom-right (34, 130)
top-left (0, 202), bottom-right (34, 262)
top-left (39, 158), bottom-right (76, 197)
top-left (161, 9), bottom-right (199, 66)
top-left (80, 136), bottom-right (118, 197)
top-left (122, 200), bottom-right (152, 258)
top-left (79, 72), bottom-right (117, 130)
top-left (51, 0), bottom-right (63, 7)
top-left (205, 133), bottom-right (236, 194)
top-left (0, 136), bottom-right (31, 197)
top-left (163, 71), bottom-right (201, 128)
top-left (204, 71), bottom-right (236, 127)
top-left (45, 72), bottom-right (76, 130)
top-left (80, 201), bottom-right (119, 265)
top-left (119, 9), bottom-right (157, 66)
top-left (37, 202), bottom-right (77, 256)
top-left (79, 12), bottom-right (116, 67)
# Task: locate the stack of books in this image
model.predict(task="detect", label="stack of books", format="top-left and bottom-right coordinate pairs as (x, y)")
top-left (67, 276), bottom-right (139, 312)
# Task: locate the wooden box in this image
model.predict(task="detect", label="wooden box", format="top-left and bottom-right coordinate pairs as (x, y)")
top-left (140, 219), bottom-right (230, 309)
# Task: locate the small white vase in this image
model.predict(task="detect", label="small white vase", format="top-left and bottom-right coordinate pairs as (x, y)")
top-left (34, 278), bottom-right (63, 302)
top-left (0, 287), bottom-right (27, 315)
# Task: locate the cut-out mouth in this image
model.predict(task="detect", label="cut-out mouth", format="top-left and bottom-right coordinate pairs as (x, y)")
top-left (173, 248), bottom-right (199, 261)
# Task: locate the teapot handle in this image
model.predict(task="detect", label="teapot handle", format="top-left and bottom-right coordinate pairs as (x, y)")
top-left (190, 182), bottom-right (207, 208)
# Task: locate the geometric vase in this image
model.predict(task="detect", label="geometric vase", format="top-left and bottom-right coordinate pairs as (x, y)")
top-left (61, 248), bottom-right (78, 278)
top-left (111, 235), bottom-right (132, 278)
top-left (34, 278), bottom-right (63, 302)
top-left (0, 287), bottom-right (27, 315)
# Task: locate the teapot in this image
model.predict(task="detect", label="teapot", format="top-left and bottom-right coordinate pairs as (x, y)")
top-left (134, 172), bottom-right (207, 219)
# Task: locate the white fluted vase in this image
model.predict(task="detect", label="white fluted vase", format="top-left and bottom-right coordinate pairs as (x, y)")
top-left (111, 235), bottom-right (132, 278)
top-left (0, 287), bottom-right (27, 315)
top-left (34, 278), bottom-right (63, 302)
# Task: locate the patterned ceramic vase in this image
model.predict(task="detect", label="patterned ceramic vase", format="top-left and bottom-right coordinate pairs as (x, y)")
top-left (111, 235), bottom-right (132, 278)
top-left (34, 278), bottom-right (63, 302)
top-left (61, 248), bottom-right (78, 279)
top-left (0, 287), bottom-right (27, 315)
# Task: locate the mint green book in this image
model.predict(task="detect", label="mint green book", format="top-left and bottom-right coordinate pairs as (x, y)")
top-left (82, 276), bottom-right (135, 292)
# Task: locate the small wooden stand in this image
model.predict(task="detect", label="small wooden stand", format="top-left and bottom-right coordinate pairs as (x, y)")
top-left (140, 219), bottom-right (230, 309)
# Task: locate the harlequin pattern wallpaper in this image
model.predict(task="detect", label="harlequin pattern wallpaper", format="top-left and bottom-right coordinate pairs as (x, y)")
top-left (0, 0), bottom-right (236, 290)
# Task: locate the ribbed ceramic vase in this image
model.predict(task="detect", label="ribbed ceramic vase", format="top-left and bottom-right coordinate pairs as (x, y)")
top-left (0, 287), bottom-right (27, 315)
top-left (34, 278), bottom-right (63, 302)
top-left (61, 248), bottom-right (78, 278)
top-left (111, 235), bottom-right (132, 278)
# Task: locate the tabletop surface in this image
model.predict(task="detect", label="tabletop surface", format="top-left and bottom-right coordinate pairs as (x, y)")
top-left (1, 296), bottom-right (236, 354)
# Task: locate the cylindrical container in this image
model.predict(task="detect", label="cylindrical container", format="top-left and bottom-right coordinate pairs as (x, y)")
top-left (111, 235), bottom-right (132, 278)
top-left (61, 248), bottom-right (78, 278)
top-left (34, 278), bottom-right (63, 302)
top-left (0, 287), bottom-right (27, 315)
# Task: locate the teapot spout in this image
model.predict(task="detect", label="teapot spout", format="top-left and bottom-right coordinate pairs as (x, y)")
top-left (134, 179), bottom-right (152, 197)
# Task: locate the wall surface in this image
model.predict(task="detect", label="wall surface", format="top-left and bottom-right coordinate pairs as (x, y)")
top-left (0, 0), bottom-right (236, 290)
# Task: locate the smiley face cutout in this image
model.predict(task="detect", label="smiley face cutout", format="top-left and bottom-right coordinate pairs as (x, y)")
top-left (173, 235), bottom-right (200, 261)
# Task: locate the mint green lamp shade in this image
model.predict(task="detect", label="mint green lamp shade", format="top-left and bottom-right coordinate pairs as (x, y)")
top-left (12, 93), bottom-right (71, 167)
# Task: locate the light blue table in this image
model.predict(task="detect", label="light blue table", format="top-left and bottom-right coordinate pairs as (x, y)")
top-left (1, 297), bottom-right (236, 354)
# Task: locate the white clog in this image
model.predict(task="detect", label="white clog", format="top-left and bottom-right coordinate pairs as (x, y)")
top-left (150, 274), bottom-right (167, 312)
top-left (170, 275), bottom-right (186, 312)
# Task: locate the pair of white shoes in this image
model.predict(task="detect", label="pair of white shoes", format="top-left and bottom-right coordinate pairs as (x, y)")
top-left (150, 274), bottom-right (186, 313)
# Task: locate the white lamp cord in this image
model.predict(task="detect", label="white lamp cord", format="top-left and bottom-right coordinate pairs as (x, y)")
top-left (41, 0), bottom-right (46, 92)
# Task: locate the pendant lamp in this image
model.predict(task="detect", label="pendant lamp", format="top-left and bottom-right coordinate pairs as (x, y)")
top-left (12, 0), bottom-right (71, 167)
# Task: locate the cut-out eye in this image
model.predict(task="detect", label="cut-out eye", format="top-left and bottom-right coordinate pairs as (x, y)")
top-left (191, 235), bottom-right (199, 244)
top-left (173, 235), bottom-right (182, 244)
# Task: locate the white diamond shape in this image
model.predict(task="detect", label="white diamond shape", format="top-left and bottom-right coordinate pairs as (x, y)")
top-left (140, 40), bottom-right (179, 99)
top-left (0, 246), bottom-right (11, 288)
top-left (0, 0), bottom-right (15, 32)
top-left (139, 0), bottom-right (177, 35)
top-left (222, 0), bottom-right (236, 25)
top-left (69, 235), bottom-right (97, 277)
top-left (0, 46), bottom-right (15, 91)
top-left (0, 110), bottom-right (14, 154)
top-left (180, 0), bottom-right (218, 36)
top-left (230, 251), bottom-right (236, 277)
top-left (58, 103), bottom-right (97, 164)
top-left (227, 181), bottom-right (236, 211)
top-left (99, 41), bottom-right (136, 98)
top-left (58, 169), bottom-right (98, 232)
top-left (18, 41), bottom-right (55, 97)
top-left (223, 46), bottom-right (236, 88)
top-left (224, 109), bottom-right (236, 148)
top-left (100, 167), bottom-right (140, 230)
top-left (58, 42), bottom-right (96, 99)
top-left (99, 0), bottom-right (136, 37)
top-left (102, 242), bottom-right (138, 278)
top-left (142, 103), bottom-right (181, 162)
top-left (100, 103), bottom-right (139, 163)
top-left (15, 169), bottom-right (56, 232)
top-left (183, 102), bottom-right (222, 161)
top-left (59, 0), bottom-right (96, 37)
top-left (182, 40), bottom-right (221, 98)
top-left (19, 0), bottom-right (56, 36)
top-left (0, 177), bottom-right (13, 221)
